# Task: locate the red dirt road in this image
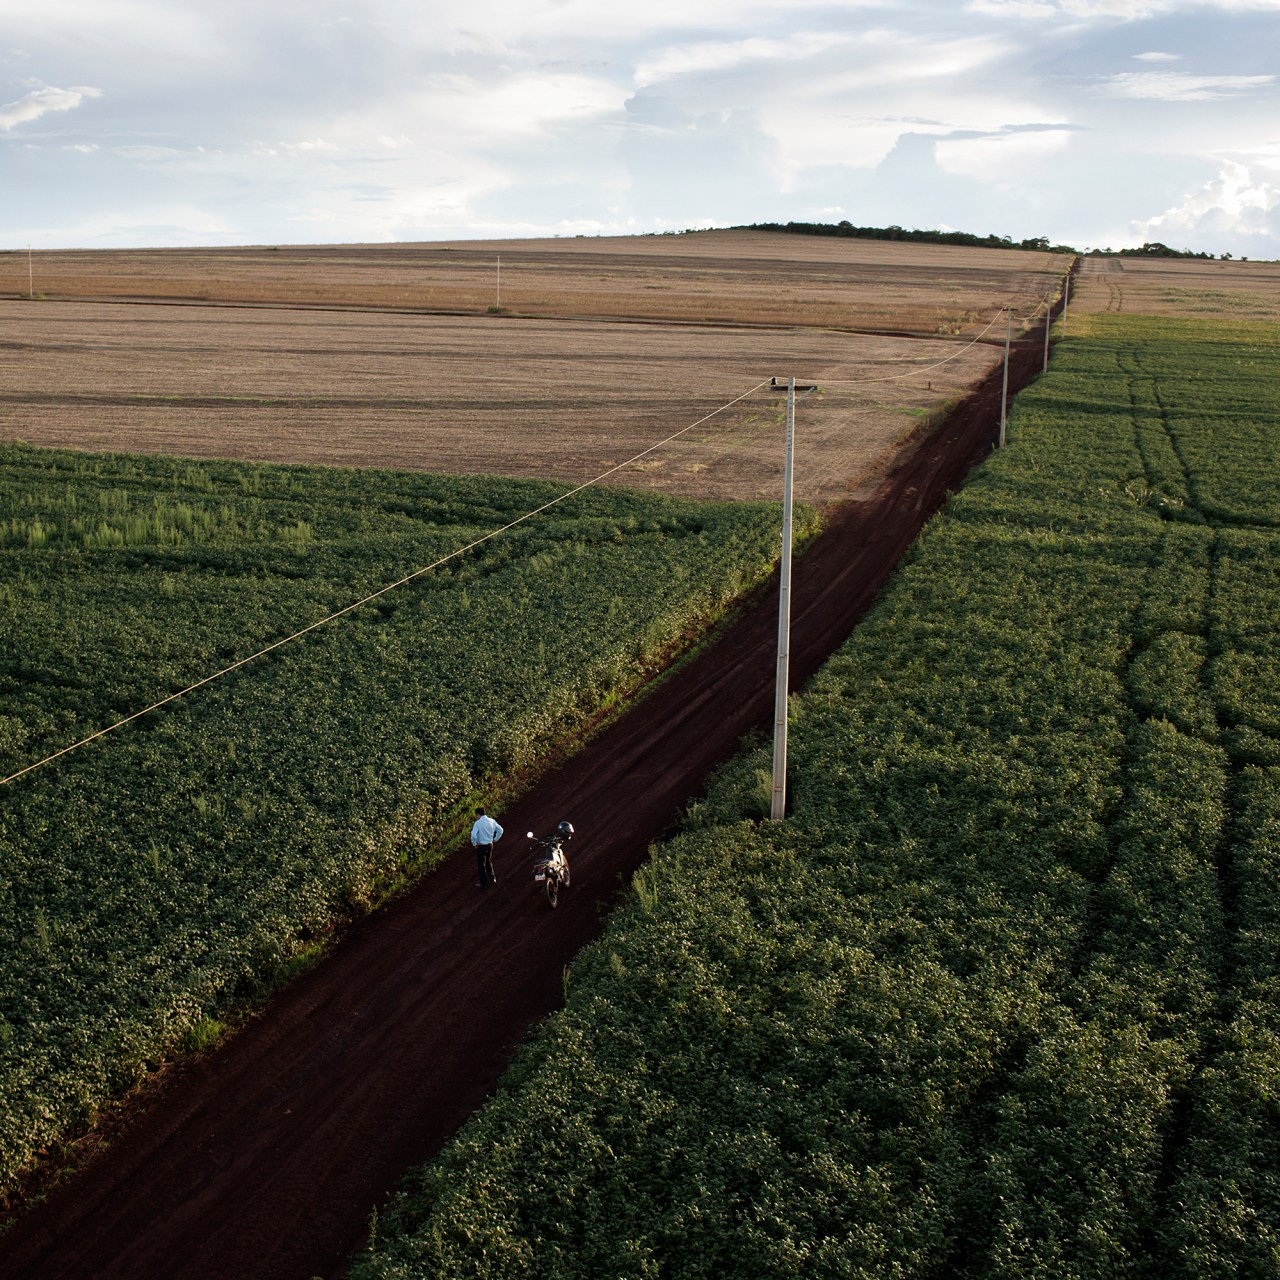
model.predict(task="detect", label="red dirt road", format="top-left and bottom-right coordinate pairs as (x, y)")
top-left (0, 337), bottom-right (1050, 1280)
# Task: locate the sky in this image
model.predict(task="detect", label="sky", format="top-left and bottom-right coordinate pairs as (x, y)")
top-left (2, 0), bottom-right (1279, 257)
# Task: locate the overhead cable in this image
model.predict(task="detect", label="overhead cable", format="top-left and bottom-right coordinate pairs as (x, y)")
top-left (1, 379), bottom-right (770, 788)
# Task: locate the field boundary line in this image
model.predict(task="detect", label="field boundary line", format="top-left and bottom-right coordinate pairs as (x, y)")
top-left (1, 380), bottom-right (770, 789)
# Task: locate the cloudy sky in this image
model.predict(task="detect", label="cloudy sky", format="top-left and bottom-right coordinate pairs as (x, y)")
top-left (2, 0), bottom-right (1278, 256)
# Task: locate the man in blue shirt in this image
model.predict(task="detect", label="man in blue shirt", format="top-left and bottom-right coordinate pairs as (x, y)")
top-left (470, 807), bottom-right (503, 889)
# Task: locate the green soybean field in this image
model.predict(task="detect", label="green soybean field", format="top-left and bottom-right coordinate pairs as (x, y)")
top-left (0, 443), bottom-right (804, 1196)
top-left (351, 314), bottom-right (1280, 1279)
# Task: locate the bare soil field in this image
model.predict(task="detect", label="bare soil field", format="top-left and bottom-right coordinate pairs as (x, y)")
top-left (1073, 252), bottom-right (1280, 319)
top-left (1, 298), bottom-right (1005, 504)
top-left (1, 231), bottom-right (1066, 504)
top-left (2, 229), bottom-right (1062, 335)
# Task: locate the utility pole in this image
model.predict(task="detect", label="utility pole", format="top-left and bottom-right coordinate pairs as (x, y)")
top-left (771, 377), bottom-right (796, 821)
top-left (1043, 299), bottom-right (1051, 373)
top-left (496, 254), bottom-right (501, 309)
top-left (28, 245), bottom-right (33, 299)
top-left (999, 308), bottom-right (1011, 448)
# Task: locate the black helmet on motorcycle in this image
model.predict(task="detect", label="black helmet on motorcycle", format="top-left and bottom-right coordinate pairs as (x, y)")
top-left (556, 820), bottom-right (574, 839)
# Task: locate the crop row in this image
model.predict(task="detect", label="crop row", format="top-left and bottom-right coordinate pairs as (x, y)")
top-left (0, 442), bottom-right (806, 1195)
top-left (353, 316), bottom-right (1280, 1278)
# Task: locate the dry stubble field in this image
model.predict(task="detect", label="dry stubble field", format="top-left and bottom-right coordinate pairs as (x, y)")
top-left (1, 230), bottom-right (1065, 502)
top-left (1073, 251), bottom-right (1280, 319)
top-left (2, 229), bottom-right (1062, 334)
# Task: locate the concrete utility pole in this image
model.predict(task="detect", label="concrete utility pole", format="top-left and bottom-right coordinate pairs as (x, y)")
top-left (771, 377), bottom-right (796, 821)
top-left (999, 307), bottom-right (1011, 448)
top-left (496, 255), bottom-right (501, 309)
top-left (1043, 299), bottom-right (1051, 373)
top-left (28, 245), bottom-right (33, 299)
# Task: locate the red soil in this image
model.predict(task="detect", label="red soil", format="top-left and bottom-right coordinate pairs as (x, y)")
top-left (0, 336), bottom-right (1050, 1280)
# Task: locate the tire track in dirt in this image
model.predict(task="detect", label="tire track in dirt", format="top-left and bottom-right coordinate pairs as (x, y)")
top-left (0, 337), bottom-right (1051, 1280)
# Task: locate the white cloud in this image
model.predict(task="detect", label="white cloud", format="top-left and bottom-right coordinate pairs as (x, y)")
top-left (756, 30), bottom-right (1041, 178)
top-left (968, 0), bottom-right (1280, 16)
top-left (193, 64), bottom-right (627, 198)
top-left (635, 31), bottom-right (857, 87)
top-left (0, 1), bottom-right (212, 49)
top-left (112, 144), bottom-right (198, 163)
top-left (858, 32), bottom-right (1016, 86)
top-left (936, 128), bottom-right (1073, 181)
top-left (292, 0), bottom-right (883, 60)
top-left (3, 0), bottom-right (1280, 257)
top-left (446, 71), bottom-right (624, 135)
top-left (1103, 71), bottom-right (1276, 100)
top-left (0, 83), bottom-right (100, 130)
top-left (418, 0), bottom-right (893, 44)
top-left (14, 202), bottom-right (238, 249)
top-left (630, 26), bottom-right (1030, 179)
top-left (346, 70), bottom-right (627, 153)
top-left (967, 0), bottom-right (1159, 16)
top-left (1134, 160), bottom-right (1280, 246)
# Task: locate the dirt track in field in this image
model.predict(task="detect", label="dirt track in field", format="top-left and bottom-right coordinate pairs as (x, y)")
top-left (0, 324), bottom-right (1053, 1280)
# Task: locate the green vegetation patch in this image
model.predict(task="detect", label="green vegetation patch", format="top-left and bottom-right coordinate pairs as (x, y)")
top-left (354, 317), bottom-right (1280, 1278)
top-left (0, 443), bottom-right (807, 1196)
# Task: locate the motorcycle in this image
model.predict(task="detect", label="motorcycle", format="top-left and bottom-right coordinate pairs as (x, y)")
top-left (527, 821), bottom-right (573, 908)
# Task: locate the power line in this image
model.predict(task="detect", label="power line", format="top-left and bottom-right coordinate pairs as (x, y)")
top-left (802, 276), bottom-right (1067, 388)
top-left (1, 379), bottom-right (769, 789)
top-left (815, 309), bottom-right (1007, 386)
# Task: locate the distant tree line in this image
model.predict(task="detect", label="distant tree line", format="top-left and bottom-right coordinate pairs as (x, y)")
top-left (733, 221), bottom-right (1251, 262)
top-left (1102, 241), bottom-right (1247, 262)
top-left (735, 220), bottom-right (1078, 254)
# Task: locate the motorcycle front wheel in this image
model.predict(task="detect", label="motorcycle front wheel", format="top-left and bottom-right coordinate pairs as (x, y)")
top-left (560, 855), bottom-right (571, 887)
top-left (545, 874), bottom-right (559, 908)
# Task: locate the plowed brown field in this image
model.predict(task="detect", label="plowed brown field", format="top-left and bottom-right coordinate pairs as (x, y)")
top-left (1, 300), bottom-right (1002, 503)
top-left (4, 229), bottom-right (1060, 334)
top-left (2, 230), bottom-right (1064, 505)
